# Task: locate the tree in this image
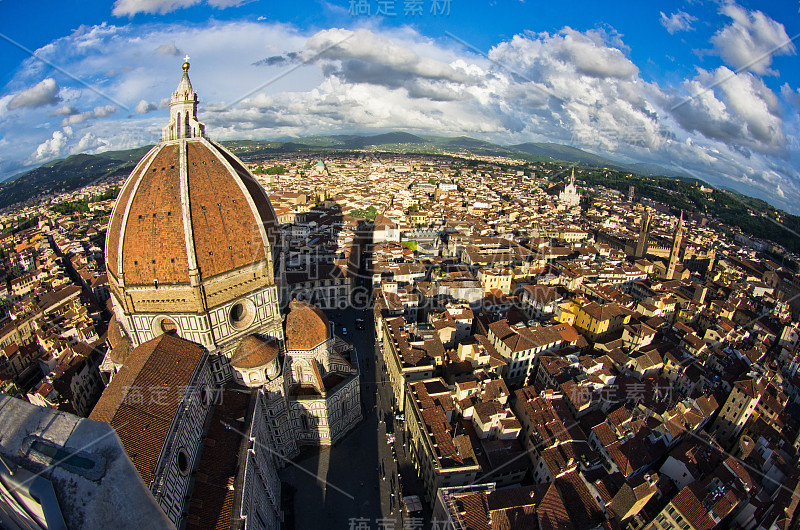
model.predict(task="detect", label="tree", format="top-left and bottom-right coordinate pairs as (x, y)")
top-left (350, 205), bottom-right (378, 220)
top-left (264, 165), bottom-right (286, 175)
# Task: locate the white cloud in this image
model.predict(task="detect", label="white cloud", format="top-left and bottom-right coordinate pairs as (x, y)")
top-left (49, 105), bottom-right (80, 117)
top-left (135, 99), bottom-right (158, 113)
top-left (30, 127), bottom-right (73, 163)
top-left (1, 20), bottom-right (799, 213)
top-left (112, 0), bottom-right (251, 16)
top-left (781, 83), bottom-right (800, 108)
top-left (660, 11), bottom-right (697, 34)
top-left (208, 0), bottom-right (252, 7)
top-left (73, 132), bottom-right (111, 153)
top-left (710, 3), bottom-right (796, 75)
top-left (490, 28), bottom-right (638, 81)
top-left (61, 105), bottom-right (118, 126)
top-left (8, 78), bottom-right (61, 110)
top-left (155, 42), bottom-right (183, 56)
top-left (670, 67), bottom-right (784, 153)
top-left (113, 0), bottom-right (200, 16)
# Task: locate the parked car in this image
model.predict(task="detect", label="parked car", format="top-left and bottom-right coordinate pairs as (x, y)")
top-left (355, 318), bottom-right (365, 330)
top-left (341, 327), bottom-right (348, 336)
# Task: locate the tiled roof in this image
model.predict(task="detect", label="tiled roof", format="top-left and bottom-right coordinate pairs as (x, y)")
top-left (186, 390), bottom-right (250, 529)
top-left (592, 422), bottom-right (618, 447)
top-left (554, 471), bottom-right (605, 528)
top-left (671, 486), bottom-right (715, 530)
top-left (230, 334), bottom-right (280, 369)
top-left (285, 299), bottom-right (330, 351)
top-left (581, 302), bottom-right (630, 322)
top-left (537, 482), bottom-right (573, 530)
top-left (107, 138), bottom-right (278, 285)
top-left (89, 333), bottom-right (205, 485)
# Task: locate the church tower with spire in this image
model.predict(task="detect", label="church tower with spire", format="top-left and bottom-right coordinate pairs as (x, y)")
top-left (667, 210), bottom-right (684, 279)
top-left (162, 56), bottom-right (206, 141)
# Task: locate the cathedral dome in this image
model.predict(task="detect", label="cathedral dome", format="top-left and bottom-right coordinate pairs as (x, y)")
top-left (105, 60), bottom-right (279, 314)
top-left (285, 299), bottom-right (330, 351)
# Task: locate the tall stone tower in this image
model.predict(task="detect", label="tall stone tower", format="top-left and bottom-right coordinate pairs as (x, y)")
top-left (667, 210), bottom-right (684, 280)
top-left (162, 56), bottom-right (205, 141)
top-left (635, 209), bottom-right (651, 259)
top-left (104, 58), bottom-right (283, 386)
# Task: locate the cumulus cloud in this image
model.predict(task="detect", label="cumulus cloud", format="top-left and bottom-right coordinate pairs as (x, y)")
top-left (48, 105), bottom-right (80, 117)
top-left (660, 11), bottom-right (697, 34)
top-left (135, 99), bottom-right (158, 113)
top-left (491, 28), bottom-right (638, 82)
top-left (781, 83), bottom-right (800, 108)
top-left (2, 19), bottom-right (799, 213)
top-left (8, 78), bottom-right (61, 110)
top-left (30, 127), bottom-right (73, 163)
top-left (710, 3), bottom-right (796, 75)
top-left (670, 67), bottom-right (784, 153)
top-left (74, 132), bottom-right (111, 153)
top-left (306, 29), bottom-right (469, 84)
top-left (61, 105), bottom-right (118, 126)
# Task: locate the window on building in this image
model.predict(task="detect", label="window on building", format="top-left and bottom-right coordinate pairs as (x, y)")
top-left (176, 448), bottom-right (190, 476)
top-left (160, 318), bottom-right (177, 333)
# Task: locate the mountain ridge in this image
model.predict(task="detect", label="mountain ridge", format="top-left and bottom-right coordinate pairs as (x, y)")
top-left (0, 131), bottom-right (754, 212)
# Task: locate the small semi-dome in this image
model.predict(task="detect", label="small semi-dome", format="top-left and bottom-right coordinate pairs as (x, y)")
top-left (230, 335), bottom-right (280, 370)
top-left (107, 315), bottom-right (133, 365)
top-left (108, 336), bottom-right (133, 365)
top-left (285, 299), bottom-right (330, 351)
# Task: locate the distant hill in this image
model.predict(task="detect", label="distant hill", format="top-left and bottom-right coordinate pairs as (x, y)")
top-left (0, 146), bottom-right (152, 210)
top-left (510, 142), bottom-right (620, 167)
top-left (0, 133), bottom-right (697, 210)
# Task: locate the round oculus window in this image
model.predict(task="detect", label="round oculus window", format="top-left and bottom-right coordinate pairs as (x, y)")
top-left (177, 448), bottom-right (190, 475)
top-left (151, 316), bottom-right (179, 337)
top-left (229, 299), bottom-right (256, 330)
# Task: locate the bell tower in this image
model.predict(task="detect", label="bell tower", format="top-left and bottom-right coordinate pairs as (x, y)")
top-left (667, 211), bottom-right (684, 279)
top-left (635, 209), bottom-right (651, 259)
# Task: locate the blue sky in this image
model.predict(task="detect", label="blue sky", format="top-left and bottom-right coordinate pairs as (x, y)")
top-left (1, 0), bottom-right (799, 212)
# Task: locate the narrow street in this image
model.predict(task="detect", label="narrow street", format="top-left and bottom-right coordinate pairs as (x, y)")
top-left (279, 307), bottom-right (431, 529)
